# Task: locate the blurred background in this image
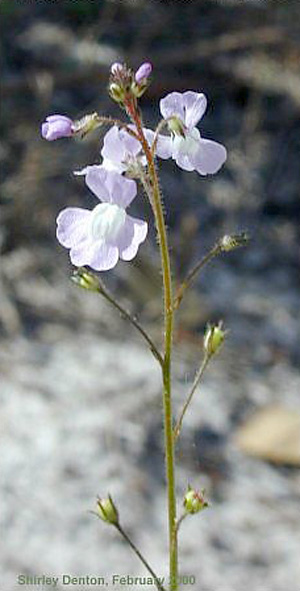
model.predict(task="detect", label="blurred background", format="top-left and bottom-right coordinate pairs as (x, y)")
top-left (1, 1), bottom-right (300, 590)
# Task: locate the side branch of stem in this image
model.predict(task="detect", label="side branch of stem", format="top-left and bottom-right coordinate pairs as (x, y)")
top-left (95, 278), bottom-right (163, 367)
top-left (115, 524), bottom-right (167, 591)
top-left (173, 354), bottom-right (210, 442)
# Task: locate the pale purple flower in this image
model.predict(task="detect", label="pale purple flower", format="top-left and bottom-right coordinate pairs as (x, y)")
top-left (156, 91), bottom-right (227, 175)
top-left (56, 168), bottom-right (147, 271)
top-left (135, 62), bottom-right (152, 84)
top-left (41, 115), bottom-right (74, 141)
top-left (100, 125), bottom-right (144, 173)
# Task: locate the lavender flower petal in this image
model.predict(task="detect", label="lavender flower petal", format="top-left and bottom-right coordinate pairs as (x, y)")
top-left (159, 92), bottom-right (185, 122)
top-left (118, 216), bottom-right (148, 261)
top-left (56, 208), bottom-right (91, 248)
top-left (102, 170), bottom-right (137, 208)
top-left (191, 138), bottom-right (227, 175)
top-left (183, 91), bottom-right (207, 129)
top-left (70, 239), bottom-right (119, 271)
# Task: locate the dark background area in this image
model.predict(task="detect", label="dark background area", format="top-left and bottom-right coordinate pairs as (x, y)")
top-left (1, 2), bottom-right (300, 590)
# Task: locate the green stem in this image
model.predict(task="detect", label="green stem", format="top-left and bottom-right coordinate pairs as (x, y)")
top-left (173, 245), bottom-right (221, 310)
top-left (128, 102), bottom-right (178, 590)
top-left (72, 269), bottom-right (163, 367)
top-left (115, 524), bottom-right (167, 591)
top-left (97, 280), bottom-right (164, 367)
top-left (173, 354), bottom-right (210, 442)
top-left (173, 232), bottom-right (249, 310)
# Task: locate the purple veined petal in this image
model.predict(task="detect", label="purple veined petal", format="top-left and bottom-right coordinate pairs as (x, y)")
top-left (183, 91), bottom-right (207, 129)
top-left (70, 239), bottom-right (119, 271)
top-left (102, 170), bottom-right (137, 209)
top-left (56, 207), bottom-right (91, 248)
top-left (84, 167), bottom-right (112, 203)
top-left (118, 127), bottom-right (141, 157)
top-left (173, 149), bottom-right (195, 172)
top-left (101, 126), bottom-right (127, 171)
top-left (118, 215), bottom-right (148, 261)
top-left (89, 242), bottom-right (120, 271)
top-left (191, 138), bottom-right (227, 175)
top-left (160, 92), bottom-right (185, 122)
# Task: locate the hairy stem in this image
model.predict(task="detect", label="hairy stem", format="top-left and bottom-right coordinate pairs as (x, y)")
top-left (127, 101), bottom-right (178, 590)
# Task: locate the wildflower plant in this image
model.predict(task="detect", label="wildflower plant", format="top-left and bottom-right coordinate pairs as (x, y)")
top-left (42, 62), bottom-right (247, 590)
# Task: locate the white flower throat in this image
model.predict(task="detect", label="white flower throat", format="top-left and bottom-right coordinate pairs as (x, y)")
top-left (90, 203), bottom-right (126, 242)
top-left (173, 128), bottom-right (199, 157)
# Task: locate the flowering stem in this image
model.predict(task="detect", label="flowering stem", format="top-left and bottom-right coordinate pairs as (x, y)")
top-left (127, 101), bottom-right (178, 590)
top-left (115, 524), bottom-right (167, 591)
top-left (173, 354), bottom-right (210, 442)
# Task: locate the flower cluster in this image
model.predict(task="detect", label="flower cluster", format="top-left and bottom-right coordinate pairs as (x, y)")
top-left (41, 62), bottom-right (227, 271)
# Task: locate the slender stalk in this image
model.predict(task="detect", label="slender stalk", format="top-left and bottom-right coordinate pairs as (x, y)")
top-left (173, 354), bottom-right (210, 442)
top-left (115, 524), bottom-right (167, 591)
top-left (150, 117), bottom-right (172, 158)
top-left (127, 100), bottom-right (178, 590)
top-left (174, 244), bottom-right (221, 310)
top-left (174, 232), bottom-right (249, 310)
top-left (97, 280), bottom-right (164, 367)
top-left (96, 115), bottom-right (140, 139)
top-left (72, 269), bottom-right (163, 366)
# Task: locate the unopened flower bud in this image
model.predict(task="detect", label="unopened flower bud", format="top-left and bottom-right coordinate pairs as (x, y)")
top-left (41, 114), bottom-right (74, 141)
top-left (109, 82), bottom-right (126, 104)
top-left (184, 486), bottom-right (208, 515)
top-left (203, 322), bottom-right (226, 357)
top-left (71, 268), bottom-right (100, 292)
top-left (131, 62), bottom-right (152, 98)
top-left (168, 116), bottom-right (186, 138)
top-left (135, 62), bottom-right (152, 85)
top-left (219, 232), bottom-right (249, 252)
top-left (97, 495), bottom-right (119, 525)
top-left (110, 62), bottom-right (123, 76)
top-left (72, 113), bottom-right (102, 138)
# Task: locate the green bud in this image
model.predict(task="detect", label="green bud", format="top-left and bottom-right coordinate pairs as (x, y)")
top-left (72, 113), bottom-right (102, 138)
top-left (131, 80), bottom-right (148, 99)
top-left (183, 486), bottom-right (208, 515)
top-left (97, 495), bottom-right (119, 525)
top-left (203, 322), bottom-right (226, 357)
top-left (168, 116), bottom-right (186, 137)
top-left (71, 268), bottom-right (100, 292)
top-left (219, 232), bottom-right (249, 252)
top-left (109, 83), bottom-right (126, 104)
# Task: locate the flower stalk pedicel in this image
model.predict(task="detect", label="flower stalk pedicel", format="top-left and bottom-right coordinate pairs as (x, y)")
top-left (42, 61), bottom-right (244, 590)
